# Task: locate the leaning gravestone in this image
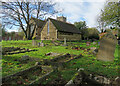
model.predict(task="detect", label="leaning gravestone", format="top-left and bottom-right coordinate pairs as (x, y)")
top-left (97, 32), bottom-right (117, 61)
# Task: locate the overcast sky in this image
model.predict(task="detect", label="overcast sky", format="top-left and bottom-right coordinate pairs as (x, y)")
top-left (6, 0), bottom-right (107, 32)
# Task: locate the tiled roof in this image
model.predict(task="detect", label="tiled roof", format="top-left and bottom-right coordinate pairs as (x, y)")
top-left (31, 17), bottom-right (81, 34)
top-left (31, 17), bottom-right (45, 28)
top-left (49, 18), bottom-right (81, 34)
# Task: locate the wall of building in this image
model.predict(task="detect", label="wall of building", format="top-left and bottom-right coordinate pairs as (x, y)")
top-left (29, 19), bottom-right (37, 39)
top-left (57, 31), bottom-right (81, 41)
top-left (40, 19), bottom-right (81, 41)
top-left (36, 27), bottom-right (41, 39)
top-left (29, 19), bottom-right (42, 40)
top-left (41, 20), bottom-right (57, 40)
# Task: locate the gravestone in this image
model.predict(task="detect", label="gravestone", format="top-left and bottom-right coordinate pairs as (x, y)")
top-left (97, 32), bottom-right (117, 61)
top-left (64, 38), bottom-right (66, 46)
top-left (40, 40), bottom-right (44, 47)
top-left (32, 40), bottom-right (37, 46)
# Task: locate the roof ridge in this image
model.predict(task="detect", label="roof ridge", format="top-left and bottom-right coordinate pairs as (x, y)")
top-left (48, 18), bottom-right (81, 34)
top-left (48, 18), bottom-right (74, 25)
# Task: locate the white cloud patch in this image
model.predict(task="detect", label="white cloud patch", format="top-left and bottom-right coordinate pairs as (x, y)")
top-left (5, 0), bottom-right (107, 32)
top-left (54, 1), bottom-right (105, 27)
top-left (7, 29), bottom-right (18, 32)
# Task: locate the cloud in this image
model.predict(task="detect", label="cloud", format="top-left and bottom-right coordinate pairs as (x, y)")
top-left (7, 29), bottom-right (18, 32)
top-left (5, 0), bottom-right (106, 32)
top-left (54, 1), bottom-right (105, 27)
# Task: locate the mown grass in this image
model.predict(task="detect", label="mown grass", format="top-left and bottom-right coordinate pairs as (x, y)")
top-left (1, 40), bottom-right (119, 81)
top-left (2, 40), bottom-right (84, 77)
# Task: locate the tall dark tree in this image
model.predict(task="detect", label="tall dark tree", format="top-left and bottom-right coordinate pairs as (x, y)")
top-left (1, 0), bottom-right (59, 40)
top-left (74, 21), bottom-right (87, 30)
top-left (74, 21), bottom-right (88, 39)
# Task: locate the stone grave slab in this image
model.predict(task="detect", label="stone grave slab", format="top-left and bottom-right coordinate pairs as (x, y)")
top-left (97, 32), bottom-right (117, 61)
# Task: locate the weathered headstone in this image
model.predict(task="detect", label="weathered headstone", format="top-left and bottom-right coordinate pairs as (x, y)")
top-left (32, 40), bottom-right (36, 46)
top-left (64, 38), bottom-right (66, 46)
top-left (40, 40), bottom-right (44, 47)
top-left (97, 32), bottom-right (117, 61)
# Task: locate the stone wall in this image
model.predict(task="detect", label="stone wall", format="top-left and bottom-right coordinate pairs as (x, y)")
top-left (36, 27), bottom-right (41, 39)
top-left (41, 20), bottom-right (57, 40)
top-left (57, 32), bottom-right (81, 41)
top-left (41, 19), bottom-right (81, 41)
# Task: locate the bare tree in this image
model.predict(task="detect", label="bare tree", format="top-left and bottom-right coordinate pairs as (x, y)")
top-left (1, 0), bottom-right (59, 40)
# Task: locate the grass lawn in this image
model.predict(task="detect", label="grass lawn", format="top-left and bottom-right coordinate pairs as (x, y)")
top-left (1, 40), bottom-right (119, 83)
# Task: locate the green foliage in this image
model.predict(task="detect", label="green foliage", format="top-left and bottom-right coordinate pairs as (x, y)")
top-left (104, 29), bottom-right (112, 33)
top-left (18, 27), bottom-right (25, 37)
top-left (87, 28), bottom-right (99, 39)
top-left (32, 36), bottom-right (36, 40)
top-left (10, 31), bottom-right (15, 37)
top-left (2, 28), bottom-right (7, 37)
top-left (2, 40), bottom-right (119, 80)
top-left (98, 2), bottom-right (119, 27)
top-left (74, 21), bottom-right (88, 40)
top-left (74, 21), bottom-right (87, 30)
top-left (23, 36), bottom-right (27, 40)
